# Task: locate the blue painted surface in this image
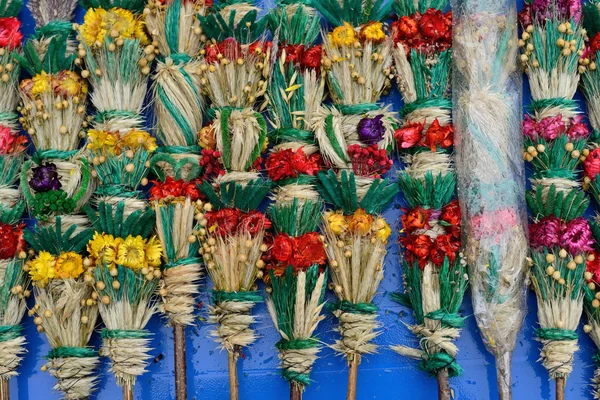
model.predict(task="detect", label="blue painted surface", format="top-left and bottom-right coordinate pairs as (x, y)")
top-left (12, 0), bottom-right (600, 399)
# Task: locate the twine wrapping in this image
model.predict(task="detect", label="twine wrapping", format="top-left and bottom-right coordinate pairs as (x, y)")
top-left (45, 347), bottom-right (99, 400)
top-left (160, 258), bottom-right (202, 326)
top-left (276, 339), bottom-right (319, 386)
top-left (100, 329), bottom-right (152, 388)
top-left (331, 301), bottom-right (379, 358)
top-left (209, 291), bottom-right (261, 352)
top-left (536, 328), bottom-right (579, 379)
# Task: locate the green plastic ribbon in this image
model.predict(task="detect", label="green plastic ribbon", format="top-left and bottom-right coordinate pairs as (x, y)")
top-left (94, 185), bottom-right (144, 199)
top-left (0, 112), bottom-right (18, 122)
top-left (277, 174), bottom-right (317, 187)
top-left (157, 84), bottom-right (195, 146)
top-left (0, 325), bottom-right (21, 342)
top-left (101, 329), bottom-right (151, 339)
top-left (324, 114), bottom-right (348, 162)
top-left (157, 145), bottom-right (202, 154)
top-left (425, 309), bottom-right (465, 329)
top-left (332, 300), bottom-right (377, 315)
top-left (528, 97), bottom-right (578, 113)
top-left (46, 346), bottom-right (97, 359)
top-left (276, 338), bottom-right (319, 385)
top-left (164, 257), bottom-right (202, 270)
top-left (34, 149), bottom-right (78, 162)
top-left (419, 352), bottom-right (463, 377)
top-left (401, 98), bottom-right (452, 118)
top-left (212, 290), bottom-right (263, 304)
top-left (535, 328), bottom-right (578, 341)
top-left (32, 20), bottom-right (73, 40)
top-left (336, 103), bottom-right (379, 115)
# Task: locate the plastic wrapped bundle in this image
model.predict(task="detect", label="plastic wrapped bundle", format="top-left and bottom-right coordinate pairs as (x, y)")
top-left (451, 1), bottom-right (528, 398)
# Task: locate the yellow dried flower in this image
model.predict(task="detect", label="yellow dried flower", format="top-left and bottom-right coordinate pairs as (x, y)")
top-left (31, 72), bottom-right (51, 97)
top-left (88, 232), bottom-right (121, 266)
top-left (331, 23), bottom-right (357, 47)
top-left (347, 209), bottom-right (373, 235)
top-left (327, 213), bottom-right (346, 235)
top-left (122, 129), bottom-right (158, 152)
top-left (374, 218), bottom-right (391, 242)
top-left (116, 235), bottom-right (146, 271)
top-left (55, 252), bottom-right (84, 279)
top-left (80, 7), bottom-right (149, 47)
top-left (88, 130), bottom-right (118, 152)
top-left (29, 251), bottom-right (56, 286)
top-left (360, 22), bottom-right (385, 44)
top-left (144, 236), bottom-right (162, 268)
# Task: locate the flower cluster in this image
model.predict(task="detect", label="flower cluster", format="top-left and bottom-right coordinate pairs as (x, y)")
top-left (80, 7), bottom-right (149, 47)
top-left (198, 124), bottom-right (217, 149)
top-left (87, 129), bottom-right (158, 154)
top-left (523, 114), bottom-right (589, 141)
top-left (87, 233), bottom-right (162, 271)
top-left (0, 223), bottom-right (25, 259)
top-left (530, 216), bottom-right (594, 255)
top-left (265, 148), bottom-right (322, 181)
top-left (400, 200), bottom-right (461, 268)
top-left (149, 176), bottom-right (203, 201)
top-left (326, 209), bottom-right (392, 242)
top-left (584, 148), bottom-right (600, 179)
top-left (357, 115), bottom-right (386, 145)
top-left (279, 44), bottom-right (323, 70)
top-left (204, 38), bottom-right (271, 64)
top-left (205, 208), bottom-right (271, 238)
top-left (29, 251), bottom-right (85, 286)
top-left (29, 163), bottom-right (61, 193)
top-left (394, 119), bottom-right (453, 151)
top-left (587, 252), bottom-right (600, 284)
top-left (199, 148), bottom-right (225, 179)
top-left (391, 9), bottom-right (452, 54)
top-left (20, 71), bottom-right (88, 99)
top-left (518, 0), bottom-right (581, 28)
top-left (347, 144), bottom-right (393, 178)
top-left (269, 232), bottom-right (327, 274)
top-left (330, 21), bottom-right (386, 48)
top-left (0, 17), bottom-right (22, 49)
top-left (0, 126), bottom-right (27, 155)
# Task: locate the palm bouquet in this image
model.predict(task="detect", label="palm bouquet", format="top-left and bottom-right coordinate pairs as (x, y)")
top-left (262, 3), bottom-right (328, 399)
top-left (518, 1), bottom-right (590, 397)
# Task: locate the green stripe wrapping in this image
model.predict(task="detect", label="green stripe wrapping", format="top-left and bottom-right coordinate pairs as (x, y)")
top-left (528, 97), bottom-right (578, 113)
top-left (332, 300), bottom-right (377, 314)
top-left (336, 103), bottom-right (379, 115)
top-left (277, 174), bottom-right (317, 187)
top-left (34, 149), bottom-right (78, 162)
top-left (424, 309), bottom-right (465, 329)
top-left (212, 290), bottom-right (263, 303)
top-left (0, 112), bottom-right (17, 123)
top-left (419, 352), bottom-right (463, 377)
top-left (94, 186), bottom-right (143, 199)
top-left (164, 257), bottom-right (202, 269)
top-left (535, 328), bottom-right (578, 341)
top-left (324, 114), bottom-right (348, 162)
top-left (101, 329), bottom-right (151, 339)
top-left (46, 346), bottom-right (97, 359)
top-left (269, 128), bottom-right (314, 144)
top-left (245, 112), bottom-right (268, 170)
top-left (0, 325), bottom-right (21, 342)
top-left (400, 98), bottom-right (452, 118)
top-left (157, 85), bottom-right (195, 146)
top-left (219, 107), bottom-right (233, 169)
top-left (157, 145), bottom-right (202, 154)
top-left (276, 338), bottom-right (319, 385)
top-left (32, 20), bottom-right (73, 39)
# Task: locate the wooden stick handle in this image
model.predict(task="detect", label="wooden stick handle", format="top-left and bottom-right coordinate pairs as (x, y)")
top-left (0, 378), bottom-right (9, 400)
top-left (174, 324), bottom-right (187, 400)
top-left (123, 384), bottom-right (133, 400)
top-left (346, 355), bottom-right (360, 400)
top-left (556, 377), bottom-right (565, 400)
top-left (290, 382), bottom-right (302, 400)
top-left (228, 350), bottom-right (239, 400)
top-left (437, 368), bottom-right (451, 400)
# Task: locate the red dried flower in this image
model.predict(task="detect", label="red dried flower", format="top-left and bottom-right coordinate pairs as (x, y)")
top-left (401, 207), bottom-right (431, 232)
top-left (587, 251), bottom-right (600, 284)
top-left (584, 148), bottom-right (600, 180)
top-left (440, 200), bottom-right (461, 230)
top-left (291, 232), bottom-right (326, 269)
top-left (394, 123), bottom-right (423, 149)
top-left (205, 38), bottom-right (243, 64)
top-left (347, 144), bottom-right (393, 179)
top-left (205, 208), bottom-right (241, 237)
top-left (249, 40), bottom-right (273, 55)
top-left (0, 223), bottom-right (25, 259)
top-left (301, 45), bottom-right (322, 70)
top-left (149, 176), bottom-right (203, 201)
top-left (419, 9), bottom-right (450, 41)
top-left (283, 44), bottom-right (305, 64)
top-left (433, 233), bottom-right (460, 264)
top-left (238, 210), bottom-right (271, 236)
top-left (265, 148), bottom-right (322, 181)
top-left (0, 18), bottom-right (22, 50)
top-left (590, 33), bottom-right (600, 56)
top-left (200, 148), bottom-right (225, 180)
top-left (404, 234), bottom-right (433, 268)
top-left (271, 234), bottom-right (294, 265)
top-left (423, 120), bottom-right (453, 151)
top-left (395, 16), bottom-right (418, 39)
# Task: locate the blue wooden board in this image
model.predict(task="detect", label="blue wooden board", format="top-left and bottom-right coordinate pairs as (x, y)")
top-left (12, 0), bottom-right (600, 399)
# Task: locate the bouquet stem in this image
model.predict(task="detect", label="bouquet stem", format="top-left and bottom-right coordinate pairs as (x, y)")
top-left (0, 378), bottom-right (8, 400)
top-left (437, 369), bottom-right (451, 400)
top-left (173, 324), bottom-right (187, 400)
top-left (290, 383), bottom-right (302, 400)
top-left (556, 377), bottom-right (565, 400)
top-left (346, 355), bottom-right (360, 400)
top-left (496, 351), bottom-right (512, 400)
top-left (228, 350), bottom-right (239, 400)
top-left (123, 385), bottom-right (133, 400)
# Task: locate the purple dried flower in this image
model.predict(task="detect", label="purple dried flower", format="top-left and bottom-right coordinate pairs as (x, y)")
top-left (560, 217), bottom-right (594, 255)
top-left (530, 0), bottom-right (581, 24)
top-left (29, 163), bottom-right (61, 193)
top-left (530, 216), bottom-right (561, 249)
top-left (357, 115), bottom-right (385, 145)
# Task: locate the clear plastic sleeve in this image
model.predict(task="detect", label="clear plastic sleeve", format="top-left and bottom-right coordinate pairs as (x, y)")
top-left (451, 1), bottom-right (529, 398)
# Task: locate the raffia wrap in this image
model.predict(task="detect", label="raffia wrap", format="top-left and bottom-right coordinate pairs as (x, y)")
top-left (209, 300), bottom-right (257, 351)
top-left (101, 334), bottom-right (152, 387)
top-left (0, 258), bottom-right (27, 380)
top-left (45, 355), bottom-right (99, 399)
